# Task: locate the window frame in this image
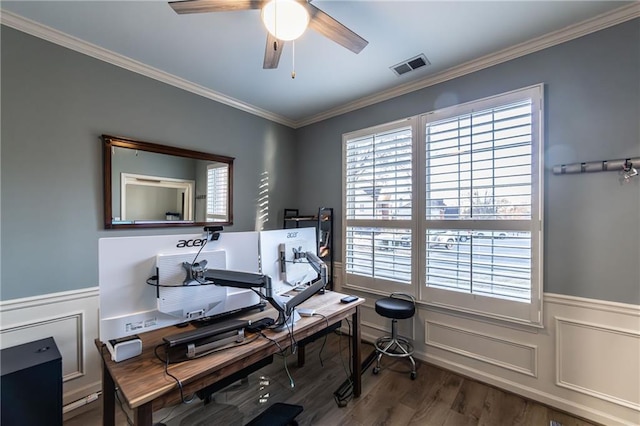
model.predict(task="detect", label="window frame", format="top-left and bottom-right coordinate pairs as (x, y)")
top-left (342, 119), bottom-right (419, 294)
top-left (342, 84), bottom-right (544, 327)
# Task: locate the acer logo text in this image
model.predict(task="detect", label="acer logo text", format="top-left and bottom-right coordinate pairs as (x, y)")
top-left (176, 239), bottom-right (207, 248)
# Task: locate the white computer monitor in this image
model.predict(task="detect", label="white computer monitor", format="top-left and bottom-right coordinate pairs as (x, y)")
top-left (259, 227), bottom-right (318, 296)
top-left (99, 231), bottom-right (262, 341)
top-left (155, 249), bottom-right (229, 320)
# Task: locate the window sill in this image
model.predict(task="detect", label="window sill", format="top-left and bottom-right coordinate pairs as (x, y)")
top-left (342, 282), bottom-right (544, 332)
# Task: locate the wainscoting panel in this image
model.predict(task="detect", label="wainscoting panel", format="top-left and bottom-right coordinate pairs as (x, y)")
top-left (0, 288), bottom-right (101, 406)
top-left (425, 320), bottom-right (537, 377)
top-left (340, 259), bottom-right (640, 426)
top-left (556, 317), bottom-right (640, 410)
top-left (1, 312), bottom-right (85, 380)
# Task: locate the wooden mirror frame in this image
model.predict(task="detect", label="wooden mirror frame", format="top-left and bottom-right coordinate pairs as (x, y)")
top-left (102, 134), bottom-right (234, 229)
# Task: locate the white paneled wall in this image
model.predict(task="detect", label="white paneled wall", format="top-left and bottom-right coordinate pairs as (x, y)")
top-left (0, 288), bottom-right (101, 407)
top-left (336, 262), bottom-right (640, 426)
top-left (2, 267), bottom-right (638, 424)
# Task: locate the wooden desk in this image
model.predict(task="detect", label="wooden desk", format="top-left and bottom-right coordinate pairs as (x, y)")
top-left (95, 291), bottom-right (364, 426)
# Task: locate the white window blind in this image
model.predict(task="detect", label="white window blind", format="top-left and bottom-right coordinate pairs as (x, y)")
top-left (425, 99), bottom-right (533, 302)
top-left (344, 124), bottom-right (414, 291)
top-left (341, 85), bottom-right (543, 326)
top-left (207, 164), bottom-right (228, 220)
top-left (345, 127), bottom-right (412, 221)
top-left (421, 86), bottom-right (543, 325)
top-left (425, 101), bottom-right (533, 220)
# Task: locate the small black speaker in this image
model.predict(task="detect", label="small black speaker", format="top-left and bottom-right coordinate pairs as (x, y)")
top-left (1, 337), bottom-right (62, 426)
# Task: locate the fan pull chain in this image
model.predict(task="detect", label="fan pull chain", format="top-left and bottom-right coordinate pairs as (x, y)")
top-left (291, 40), bottom-right (296, 79)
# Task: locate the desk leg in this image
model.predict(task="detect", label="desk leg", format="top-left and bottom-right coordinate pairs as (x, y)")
top-left (101, 358), bottom-right (115, 426)
top-left (134, 402), bottom-right (153, 426)
top-left (351, 306), bottom-right (362, 397)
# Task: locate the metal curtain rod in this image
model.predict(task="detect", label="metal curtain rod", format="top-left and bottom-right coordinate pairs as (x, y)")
top-left (552, 157), bottom-right (640, 175)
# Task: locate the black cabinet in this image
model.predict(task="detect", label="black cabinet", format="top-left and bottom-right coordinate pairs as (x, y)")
top-left (283, 207), bottom-right (334, 290)
top-left (1, 337), bottom-right (62, 426)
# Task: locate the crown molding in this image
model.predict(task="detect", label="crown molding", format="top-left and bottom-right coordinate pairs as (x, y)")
top-left (2, 4), bottom-right (638, 129)
top-left (0, 10), bottom-right (297, 128)
top-left (295, 3), bottom-right (640, 128)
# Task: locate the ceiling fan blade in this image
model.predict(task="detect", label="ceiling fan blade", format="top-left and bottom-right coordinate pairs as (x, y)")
top-left (263, 33), bottom-right (284, 69)
top-left (169, 0), bottom-right (265, 14)
top-left (304, 3), bottom-right (368, 54)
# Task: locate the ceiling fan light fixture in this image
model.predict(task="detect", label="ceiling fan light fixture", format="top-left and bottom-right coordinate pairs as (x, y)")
top-left (261, 0), bottom-right (309, 41)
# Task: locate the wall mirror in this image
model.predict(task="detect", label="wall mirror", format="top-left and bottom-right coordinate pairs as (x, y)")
top-left (102, 135), bottom-right (233, 229)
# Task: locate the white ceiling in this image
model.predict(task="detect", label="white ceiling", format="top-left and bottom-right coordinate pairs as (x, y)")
top-left (1, 1), bottom-right (636, 127)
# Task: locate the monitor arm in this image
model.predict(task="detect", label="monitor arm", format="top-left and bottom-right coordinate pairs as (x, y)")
top-left (191, 251), bottom-right (327, 328)
top-left (201, 268), bottom-right (287, 321)
top-left (291, 249), bottom-right (327, 293)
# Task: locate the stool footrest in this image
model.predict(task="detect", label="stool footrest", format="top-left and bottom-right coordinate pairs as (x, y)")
top-left (375, 336), bottom-right (414, 357)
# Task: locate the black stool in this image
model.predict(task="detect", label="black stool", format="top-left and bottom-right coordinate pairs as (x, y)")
top-left (372, 293), bottom-right (417, 380)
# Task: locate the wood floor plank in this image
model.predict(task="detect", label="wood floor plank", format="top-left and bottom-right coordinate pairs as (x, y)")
top-left (443, 408), bottom-right (480, 426)
top-left (369, 401), bottom-right (416, 426)
top-left (521, 402), bottom-right (551, 425)
top-left (66, 332), bottom-right (604, 426)
top-left (352, 363), bottom-right (418, 425)
top-left (408, 399), bottom-right (453, 426)
top-left (400, 363), bottom-right (448, 409)
top-left (451, 379), bottom-right (489, 421)
top-left (437, 371), bottom-right (466, 406)
top-left (477, 387), bottom-right (528, 426)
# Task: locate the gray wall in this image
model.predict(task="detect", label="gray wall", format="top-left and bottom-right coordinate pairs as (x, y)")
top-left (2, 20), bottom-right (638, 304)
top-left (1, 26), bottom-right (298, 300)
top-left (295, 19), bottom-right (640, 304)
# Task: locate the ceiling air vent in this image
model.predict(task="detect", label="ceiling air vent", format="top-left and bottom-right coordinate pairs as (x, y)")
top-left (391, 54), bottom-right (430, 77)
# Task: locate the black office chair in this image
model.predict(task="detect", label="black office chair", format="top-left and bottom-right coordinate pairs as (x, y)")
top-left (372, 293), bottom-right (417, 380)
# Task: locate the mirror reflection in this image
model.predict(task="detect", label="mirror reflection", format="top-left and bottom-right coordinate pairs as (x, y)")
top-left (103, 135), bottom-right (233, 229)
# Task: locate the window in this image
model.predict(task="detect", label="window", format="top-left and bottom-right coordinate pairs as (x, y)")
top-left (343, 85), bottom-right (543, 325)
top-left (344, 122), bottom-right (414, 292)
top-left (206, 164), bottom-right (229, 221)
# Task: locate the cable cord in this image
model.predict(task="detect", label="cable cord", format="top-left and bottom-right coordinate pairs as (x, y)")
top-left (339, 318), bottom-right (353, 377)
top-left (258, 331), bottom-right (295, 388)
top-left (155, 404), bottom-right (179, 425)
top-left (332, 319), bottom-right (377, 408)
top-left (285, 315), bottom-right (298, 355)
top-left (114, 387), bottom-right (134, 426)
top-left (190, 238), bottom-right (216, 285)
top-left (153, 334), bottom-right (261, 406)
top-left (333, 319), bottom-right (355, 407)
top-left (265, 313), bottom-right (298, 355)
top-left (312, 312), bottom-right (330, 367)
top-left (163, 355), bottom-right (196, 405)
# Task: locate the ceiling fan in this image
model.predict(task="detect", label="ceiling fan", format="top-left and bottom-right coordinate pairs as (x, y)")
top-left (168, 0), bottom-right (368, 69)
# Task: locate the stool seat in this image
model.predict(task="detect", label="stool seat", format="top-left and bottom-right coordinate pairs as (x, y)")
top-left (375, 297), bottom-right (415, 319)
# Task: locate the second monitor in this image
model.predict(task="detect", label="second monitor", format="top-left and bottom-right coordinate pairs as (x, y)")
top-left (259, 227), bottom-right (319, 295)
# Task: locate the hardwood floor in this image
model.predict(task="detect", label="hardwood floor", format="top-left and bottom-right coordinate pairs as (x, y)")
top-left (65, 331), bottom-right (597, 426)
